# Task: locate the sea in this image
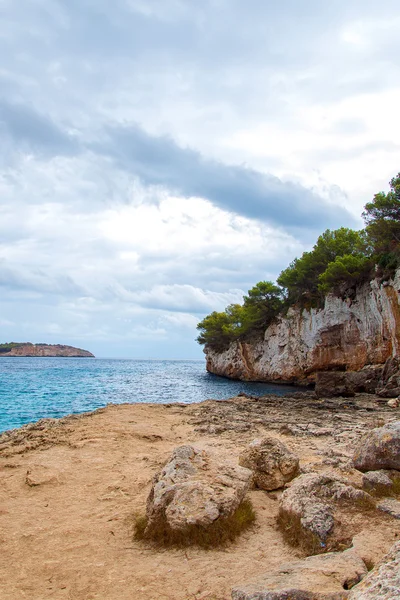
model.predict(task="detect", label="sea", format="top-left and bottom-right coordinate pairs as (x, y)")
top-left (0, 358), bottom-right (300, 433)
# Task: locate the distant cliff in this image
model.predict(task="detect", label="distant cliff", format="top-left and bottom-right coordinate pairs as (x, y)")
top-left (0, 343), bottom-right (95, 357)
top-left (205, 269), bottom-right (400, 386)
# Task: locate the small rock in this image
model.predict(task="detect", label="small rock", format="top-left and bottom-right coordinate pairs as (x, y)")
top-left (353, 421), bottom-right (400, 472)
top-left (231, 549), bottom-right (367, 600)
top-left (144, 445), bottom-right (252, 536)
top-left (348, 541), bottom-right (400, 599)
top-left (238, 437), bottom-right (299, 491)
top-left (387, 398), bottom-right (399, 408)
top-left (25, 465), bottom-right (60, 487)
top-left (377, 498), bottom-right (400, 520)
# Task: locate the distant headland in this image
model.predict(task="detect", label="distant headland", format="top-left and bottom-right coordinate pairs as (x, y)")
top-left (0, 343), bottom-right (95, 357)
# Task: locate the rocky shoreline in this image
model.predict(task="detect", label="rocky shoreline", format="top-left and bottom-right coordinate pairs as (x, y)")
top-left (205, 269), bottom-right (400, 392)
top-left (1, 392), bottom-right (399, 599)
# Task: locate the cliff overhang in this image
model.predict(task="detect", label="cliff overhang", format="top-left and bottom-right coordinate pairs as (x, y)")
top-left (205, 270), bottom-right (400, 394)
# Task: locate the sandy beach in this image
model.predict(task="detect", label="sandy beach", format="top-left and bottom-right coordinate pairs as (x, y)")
top-left (1, 394), bottom-right (399, 600)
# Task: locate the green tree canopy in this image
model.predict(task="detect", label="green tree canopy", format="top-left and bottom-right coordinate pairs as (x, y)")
top-left (277, 227), bottom-right (368, 304)
top-left (318, 254), bottom-right (373, 295)
top-left (240, 281), bottom-right (284, 334)
top-left (197, 172), bottom-right (400, 348)
top-left (363, 173), bottom-right (400, 254)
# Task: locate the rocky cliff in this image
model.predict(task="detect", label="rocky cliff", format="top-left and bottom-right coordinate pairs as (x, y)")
top-left (0, 343), bottom-right (94, 357)
top-left (205, 269), bottom-right (400, 386)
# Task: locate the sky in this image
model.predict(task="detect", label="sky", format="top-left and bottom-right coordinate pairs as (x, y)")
top-left (1, 0), bottom-right (400, 359)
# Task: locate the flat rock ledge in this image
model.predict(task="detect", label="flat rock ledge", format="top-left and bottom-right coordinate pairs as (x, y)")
top-left (239, 436), bottom-right (300, 491)
top-left (144, 445), bottom-right (252, 538)
top-left (231, 549), bottom-right (367, 600)
top-left (348, 541), bottom-right (400, 599)
top-left (278, 473), bottom-right (374, 553)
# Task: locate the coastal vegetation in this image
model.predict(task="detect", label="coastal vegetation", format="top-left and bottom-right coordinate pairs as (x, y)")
top-left (0, 342), bottom-right (23, 354)
top-left (134, 499), bottom-right (255, 548)
top-left (197, 172), bottom-right (400, 351)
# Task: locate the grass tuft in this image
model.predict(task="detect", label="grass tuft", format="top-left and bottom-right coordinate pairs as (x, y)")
top-left (277, 509), bottom-right (323, 556)
top-left (134, 498), bottom-right (255, 548)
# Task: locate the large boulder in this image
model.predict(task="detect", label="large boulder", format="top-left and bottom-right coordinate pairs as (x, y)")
top-left (315, 372), bottom-right (355, 398)
top-left (144, 445), bottom-right (252, 539)
top-left (348, 541), bottom-right (400, 599)
top-left (238, 437), bottom-right (299, 491)
top-left (376, 357), bottom-right (400, 397)
top-left (278, 473), bottom-right (374, 553)
top-left (231, 549), bottom-right (367, 600)
top-left (353, 422), bottom-right (400, 472)
top-left (315, 367), bottom-right (384, 398)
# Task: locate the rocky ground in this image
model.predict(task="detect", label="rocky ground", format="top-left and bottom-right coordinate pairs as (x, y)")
top-left (0, 393), bottom-right (399, 600)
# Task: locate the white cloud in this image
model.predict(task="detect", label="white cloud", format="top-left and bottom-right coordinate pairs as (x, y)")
top-left (1, 0), bottom-right (400, 357)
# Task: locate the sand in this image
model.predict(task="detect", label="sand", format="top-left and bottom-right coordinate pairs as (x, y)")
top-left (1, 394), bottom-right (399, 600)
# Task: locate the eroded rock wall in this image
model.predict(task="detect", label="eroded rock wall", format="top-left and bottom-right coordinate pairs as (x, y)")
top-left (205, 270), bottom-right (400, 384)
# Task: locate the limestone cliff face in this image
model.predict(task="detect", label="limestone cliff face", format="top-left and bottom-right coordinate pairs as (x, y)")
top-left (0, 343), bottom-right (94, 357)
top-left (205, 270), bottom-right (400, 384)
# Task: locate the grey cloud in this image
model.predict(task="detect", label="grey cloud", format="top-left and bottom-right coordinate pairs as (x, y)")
top-left (0, 100), bottom-right (78, 157)
top-left (94, 123), bottom-right (357, 230)
top-left (0, 262), bottom-right (84, 297)
top-left (0, 97), bottom-right (354, 232)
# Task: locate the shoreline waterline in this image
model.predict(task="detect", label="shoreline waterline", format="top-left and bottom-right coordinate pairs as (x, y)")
top-left (0, 357), bottom-right (304, 433)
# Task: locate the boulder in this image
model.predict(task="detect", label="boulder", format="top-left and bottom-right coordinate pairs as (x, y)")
top-left (353, 422), bottom-right (400, 472)
top-left (144, 445), bottom-right (252, 537)
top-left (315, 372), bottom-right (355, 398)
top-left (347, 366), bottom-right (384, 394)
top-left (348, 541), bottom-right (400, 599)
top-left (231, 549), bottom-right (367, 600)
top-left (362, 470), bottom-right (400, 496)
top-left (315, 367), bottom-right (384, 398)
top-left (278, 473), bottom-right (374, 553)
top-left (376, 357), bottom-right (400, 397)
top-left (238, 437), bottom-right (299, 491)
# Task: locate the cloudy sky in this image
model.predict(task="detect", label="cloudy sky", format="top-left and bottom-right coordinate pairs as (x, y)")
top-left (1, 0), bottom-right (400, 358)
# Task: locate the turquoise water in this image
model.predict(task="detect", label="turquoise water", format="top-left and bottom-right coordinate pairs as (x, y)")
top-left (0, 358), bottom-right (299, 433)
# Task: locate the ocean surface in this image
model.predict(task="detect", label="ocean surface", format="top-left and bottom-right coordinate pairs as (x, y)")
top-left (0, 358), bottom-right (301, 433)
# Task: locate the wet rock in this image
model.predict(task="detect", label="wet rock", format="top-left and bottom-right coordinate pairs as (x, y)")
top-left (238, 437), bottom-right (299, 491)
top-left (278, 473), bottom-right (373, 553)
top-left (231, 549), bottom-right (367, 600)
top-left (377, 498), bottom-right (400, 519)
top-left (353, 422), bottom-right (400, 472)
top-left (348, 541), bottom-right (400, 599)
top-left (144, 445), bottom-right (252, 535)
